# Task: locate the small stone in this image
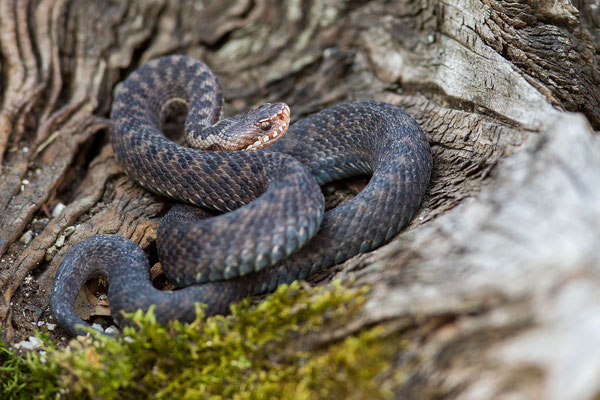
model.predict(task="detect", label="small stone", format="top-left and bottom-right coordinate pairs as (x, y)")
top-left (52, 203), bottom-right (65, 218)
top-left (45, 246), bottom-right (58, 262)
top-left (133, 15), bottom-right (143, 28)
top-left (33, 217), bottom-right (49, 226)
top-left (105, 326), bottom-right (119, 335)
top-left (46, 323), bottom-right (56, 331)
top-left (19, 230), bottom-right (34, 245)
top-left (55, 235), bottom-right (65, 248)
top-left (29, 336), bottom-right (44, 348)
top-left (91, 323), bottom-right (104, 332)
top-left (14, 341), bottom-right (29, 350)
top-left (15, 336), bottom-right (44, 350)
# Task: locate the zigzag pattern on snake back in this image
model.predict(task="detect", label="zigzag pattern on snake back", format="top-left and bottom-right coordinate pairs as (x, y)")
top-left (50, 55), bottom-right (433, 336)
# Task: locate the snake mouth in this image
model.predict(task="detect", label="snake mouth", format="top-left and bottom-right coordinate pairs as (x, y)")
top-left (245, 104), bottom-right (290, 151)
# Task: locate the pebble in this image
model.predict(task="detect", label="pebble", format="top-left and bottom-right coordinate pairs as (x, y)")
top-left (105, 326), bottom-right (119, 335)
top-left (45, 246), bottom-right (58, 261)
top-left (19, 230), bottom-right (34, 244)
top-left (52, 203), bottom-right (65, 218)
top-left (15, 336), bottom-right (44, 351)
top-left (55, 235), bottom-right (65, 248)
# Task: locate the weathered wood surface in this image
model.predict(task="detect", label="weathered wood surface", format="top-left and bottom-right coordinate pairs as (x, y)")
top-left (0, 0), bottom-right (599, 398)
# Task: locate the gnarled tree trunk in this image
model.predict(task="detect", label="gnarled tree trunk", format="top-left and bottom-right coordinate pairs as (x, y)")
top-left (1, 1), bottom-right (599, 398)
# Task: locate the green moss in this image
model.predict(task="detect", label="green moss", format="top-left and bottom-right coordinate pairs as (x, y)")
top-left (0, 336), bottom-right (31, 399)
top-left (1, 281), bottom-right (407, 399)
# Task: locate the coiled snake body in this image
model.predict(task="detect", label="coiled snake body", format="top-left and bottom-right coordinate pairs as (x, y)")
top-left (50, 55), bottom-right (432, 336)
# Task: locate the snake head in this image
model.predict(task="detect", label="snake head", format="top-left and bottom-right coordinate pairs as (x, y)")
top-left (187, 102), bottom-right (290, 151)
top-left (245, 103), bottom-right (290, 150)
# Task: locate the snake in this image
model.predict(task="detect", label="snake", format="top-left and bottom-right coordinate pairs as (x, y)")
top-left (50, 55), bottom-right (433, 336)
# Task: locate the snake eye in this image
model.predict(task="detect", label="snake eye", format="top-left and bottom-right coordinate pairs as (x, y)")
top-left (259, 120), bottom-right (272, 131)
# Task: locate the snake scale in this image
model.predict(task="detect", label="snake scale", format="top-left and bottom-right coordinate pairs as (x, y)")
top-left (50, 55), bottom-right (432, 336)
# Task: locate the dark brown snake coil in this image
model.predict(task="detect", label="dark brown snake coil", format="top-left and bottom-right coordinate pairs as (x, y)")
top-left (50, 55), bottom-right (433, 336)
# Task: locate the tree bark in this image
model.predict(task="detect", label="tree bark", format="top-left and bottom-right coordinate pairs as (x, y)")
top-left (1, 0), bottom-right (599, 398)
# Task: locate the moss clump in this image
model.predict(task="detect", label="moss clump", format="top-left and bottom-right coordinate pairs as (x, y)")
top-left (0, 337), bottom-right (32, 399)
top-left (1, 281), bottom-right (407, 399)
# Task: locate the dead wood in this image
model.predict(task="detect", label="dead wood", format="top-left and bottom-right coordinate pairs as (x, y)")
top-left (0, 0), bottom-right (599, 398)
